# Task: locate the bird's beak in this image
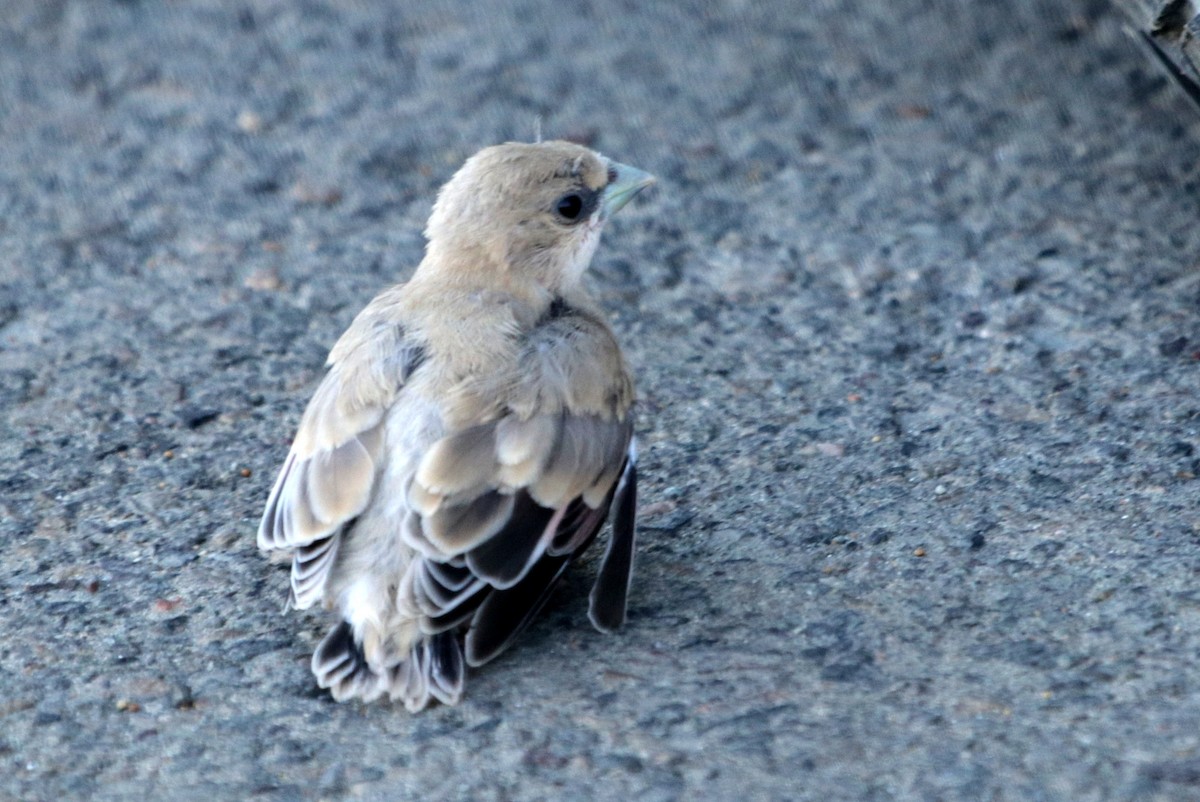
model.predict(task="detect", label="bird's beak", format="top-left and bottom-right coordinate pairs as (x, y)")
top-left (602, 162), bottom-right (656, 219)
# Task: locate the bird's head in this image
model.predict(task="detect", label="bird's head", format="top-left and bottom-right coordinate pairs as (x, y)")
top-left (423, 141), bottom-right (654, 295)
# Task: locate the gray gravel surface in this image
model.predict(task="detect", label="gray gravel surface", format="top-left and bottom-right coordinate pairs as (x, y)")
top-left (3, 1), bottom-right (1200, 800)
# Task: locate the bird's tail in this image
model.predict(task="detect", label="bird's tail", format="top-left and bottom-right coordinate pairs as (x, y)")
top-left (312, 622), bottom-right (465, 711)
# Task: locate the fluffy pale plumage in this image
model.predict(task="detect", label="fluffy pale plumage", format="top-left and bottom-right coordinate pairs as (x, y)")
top-left (257, 141), bottom-right (652, 710)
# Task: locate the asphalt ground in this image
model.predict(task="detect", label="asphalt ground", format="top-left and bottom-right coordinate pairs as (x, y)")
top-left (3, 1), bottom-right (1200, 800)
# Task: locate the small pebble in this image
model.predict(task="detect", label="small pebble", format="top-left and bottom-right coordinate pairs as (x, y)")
top-left (236, 110), bottom-right (264, 134)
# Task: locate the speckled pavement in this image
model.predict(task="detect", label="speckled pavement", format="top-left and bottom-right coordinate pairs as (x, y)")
top-left (3, 1), bottom-right (1200, 800)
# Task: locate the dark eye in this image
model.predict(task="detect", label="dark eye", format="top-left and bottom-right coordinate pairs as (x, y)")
top-left (555, 193), bottom-right (584, 222)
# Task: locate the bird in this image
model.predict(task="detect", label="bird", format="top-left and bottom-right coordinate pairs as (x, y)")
top-left (256, 140), bottom-right (655, 711)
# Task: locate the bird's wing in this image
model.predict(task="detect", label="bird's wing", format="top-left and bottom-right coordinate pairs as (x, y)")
top-left (400, 306), bottom-right (637, 666)
top-left (257, 287), bottom-right (425, 609)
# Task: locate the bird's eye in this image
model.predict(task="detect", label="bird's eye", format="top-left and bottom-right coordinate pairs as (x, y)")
top-left (555, 193), bottom-right (585, 222)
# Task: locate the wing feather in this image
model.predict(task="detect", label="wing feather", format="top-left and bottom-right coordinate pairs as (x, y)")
top-left (396, 303), bottom-right (638, 669)
top-left (495, 415), bottom-right (559, 488)
top-left (588, 456), bottom-right (637, 632)
top-left (465, 495), bottom-right (564, 589)
top-left (416, 424), bottom-right (499, 497)
top-left (257, 313), bottom-right (424, 610)
top-left (413, 559), bottom-right (486, 616)
top-left (306, 437), bottom-right (375, 525)
top-left (463, 552), bottom-right (575, 667)
top-left (406, 413), bottom-right (633, 665)
top-left (290, 534), bottom-right (341, 609)
top-left (426, 559), bottom-right (476, 592)
top-left (422, 491), bottom-right (516, 555)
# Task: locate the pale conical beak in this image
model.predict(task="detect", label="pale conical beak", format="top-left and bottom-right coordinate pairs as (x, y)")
top-left (602, 161), bottom-right (656, 219)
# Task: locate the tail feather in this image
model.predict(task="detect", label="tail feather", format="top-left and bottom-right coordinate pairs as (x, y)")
top-left (386, 632), bottom-right (465, 711)
top-left (313, 622), bottom-right (464, 711)
top-left (312, 621), bottom-right (387, 702)
top-left (427, 632), bottom-right (465, 706)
